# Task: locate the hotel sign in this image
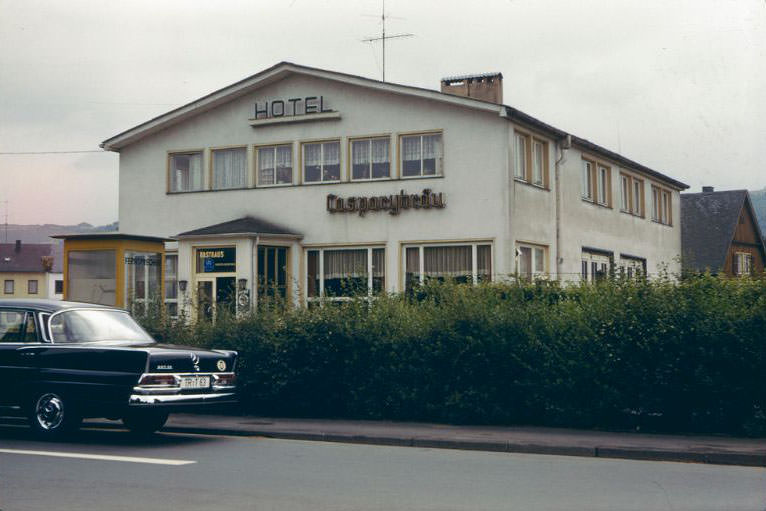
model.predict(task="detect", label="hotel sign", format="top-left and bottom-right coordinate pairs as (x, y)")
top-left (327, 189), bottom-right (446, 217)
top-left (254, 96), bottom-right (333, 119)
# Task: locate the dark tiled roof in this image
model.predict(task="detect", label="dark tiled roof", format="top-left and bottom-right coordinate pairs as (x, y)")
top-left (681, 190), bottom-right (748, 272)
top-left (177, 216), bottom-right (301, 238)
top-left (0, 242), bottom-right (62, 273)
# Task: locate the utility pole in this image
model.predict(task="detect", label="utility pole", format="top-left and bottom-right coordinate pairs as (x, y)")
top-left (2, 200), bottom-right (7, 243)
top-left (362, 0), bottom-right (413, 82)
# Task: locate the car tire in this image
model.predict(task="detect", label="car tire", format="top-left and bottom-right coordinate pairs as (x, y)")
top-left (122, 410), bottom-right (169, 435)
top-left (28, 391), bottom-right (82, 439)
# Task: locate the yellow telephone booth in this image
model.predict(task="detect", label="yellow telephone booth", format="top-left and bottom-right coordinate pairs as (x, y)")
top-left (52, 233), bottom-right (169, 309)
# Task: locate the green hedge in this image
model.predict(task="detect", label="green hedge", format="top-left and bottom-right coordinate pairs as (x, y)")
top-left (137, 275), bottom-right (766, 436)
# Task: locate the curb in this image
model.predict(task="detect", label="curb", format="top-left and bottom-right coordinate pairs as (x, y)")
top-left (113, 423), bottom-right (766, 468)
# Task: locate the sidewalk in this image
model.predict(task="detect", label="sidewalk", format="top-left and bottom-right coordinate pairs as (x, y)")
top-left (91, 414), bottom-right (766, 467)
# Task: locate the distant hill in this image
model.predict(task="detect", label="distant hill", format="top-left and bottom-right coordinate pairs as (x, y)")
top-left (751, 188), bottom-right (766, 237)
top-left (0, 221), bottom-right (119, 244)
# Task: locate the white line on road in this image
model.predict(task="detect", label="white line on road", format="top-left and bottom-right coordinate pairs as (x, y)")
top-left (0, 448), bottom-right (196, 466)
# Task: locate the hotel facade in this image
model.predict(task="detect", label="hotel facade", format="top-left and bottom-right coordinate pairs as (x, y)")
top-left (96, 62), bottom-right (687, 318)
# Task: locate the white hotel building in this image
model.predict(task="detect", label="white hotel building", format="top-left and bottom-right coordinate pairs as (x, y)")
top-left (100, 62), bottom-right (687, 317)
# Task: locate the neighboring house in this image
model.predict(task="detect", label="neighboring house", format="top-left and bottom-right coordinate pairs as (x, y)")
top-left (100, 62), bottom-right (688, 318)
top-left (0, 240), bottom-right (64, 299)
top-left (681, 187), bottom-right (766, 276)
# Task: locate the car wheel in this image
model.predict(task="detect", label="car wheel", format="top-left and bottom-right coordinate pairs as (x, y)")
top-left (122, 411), bottom-right (169, 435)
top-left (29, 391), bottom-right (82, 438)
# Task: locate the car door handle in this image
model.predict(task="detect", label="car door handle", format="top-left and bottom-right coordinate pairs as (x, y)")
top-left (17, 347), bottom-right (46, 356)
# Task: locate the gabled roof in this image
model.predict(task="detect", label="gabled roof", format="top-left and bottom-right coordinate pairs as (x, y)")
top-left (0, 242), bottom-right (62, 273)
top-left (101, 61), bottom-right (688, 190)
top-left (176, 216), bottom-right (301, 239)
top-left (681, 190), bottom-right (766, 271)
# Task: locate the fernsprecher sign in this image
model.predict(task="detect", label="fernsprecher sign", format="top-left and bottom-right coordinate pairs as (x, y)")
top-left (254, 96), bottom-right (333, 119)
top-left (326, 189), bottom-right (446, 217)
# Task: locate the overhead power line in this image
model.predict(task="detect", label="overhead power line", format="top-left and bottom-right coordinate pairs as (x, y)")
top-left (0, 150), bottom-right (107, 155)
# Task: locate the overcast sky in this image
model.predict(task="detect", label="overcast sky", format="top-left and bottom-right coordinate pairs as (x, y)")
top-left (1, 0), bottom-right (764, 225)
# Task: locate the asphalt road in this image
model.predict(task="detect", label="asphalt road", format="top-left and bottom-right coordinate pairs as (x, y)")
top-left (0, 422), bottom-right (764, 511)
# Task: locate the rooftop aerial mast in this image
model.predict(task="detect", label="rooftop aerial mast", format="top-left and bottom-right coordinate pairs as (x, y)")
top-left (362, 0), bottom-right (413, 82)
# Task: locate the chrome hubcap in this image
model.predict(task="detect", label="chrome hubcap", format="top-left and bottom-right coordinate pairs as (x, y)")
top-left (35, 393), bottom-right (64, 431)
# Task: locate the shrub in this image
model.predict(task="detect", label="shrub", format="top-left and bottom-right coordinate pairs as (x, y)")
top-left (135, 274), bottom-right (766, 436)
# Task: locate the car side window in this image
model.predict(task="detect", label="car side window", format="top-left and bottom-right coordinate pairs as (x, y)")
top-left (22, 312), bottom-right (38, 342)
top-left (0, 310), bottom-right (25, 343)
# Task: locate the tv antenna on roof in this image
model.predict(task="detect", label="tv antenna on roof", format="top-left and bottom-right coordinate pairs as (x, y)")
top-left (2, 200), bottom-right (7, 243)
top-left (362, 0), bottom-right (413, 82)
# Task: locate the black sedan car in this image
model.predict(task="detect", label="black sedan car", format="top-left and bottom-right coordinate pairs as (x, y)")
top-left (0, 299), bottom-right (237, 437)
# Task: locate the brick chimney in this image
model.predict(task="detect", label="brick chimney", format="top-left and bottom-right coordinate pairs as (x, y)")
top-left (441, 72), bottom-right (503, 104)
top-left (702, 186), bottom-right (715, 193)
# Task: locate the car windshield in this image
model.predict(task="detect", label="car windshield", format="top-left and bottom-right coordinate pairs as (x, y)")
top-left (49, 309), bottom-right (154, 343)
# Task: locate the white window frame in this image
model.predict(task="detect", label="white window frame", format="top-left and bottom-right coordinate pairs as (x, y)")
top-left (257, 144), bottom-right (294, 187)
top-left (516, 242), bottom-right (547, 280)
top-left (632, 178), bottom-right (643, 216)
top-left (651, 185), bottom-right (672, 225)
top-left (514, 133), bottom-right (527, 179)
top-left (581, 250), bottom-right (611, 283)
top-left (305, 246), bottom-right (385, 303)
top-left (350, 137), bottom-right (391, 182)
top-left (532, 140), bottom-right (544, 186)
top-left (618, 256), bottom-right (646, 279)
top-left (402, 241), bottom-right (493, 288)
top-left (400, 133), bottom-right (443, 178)
top-left (3, 280), bottom-right (13, 294)
top-left (620, 175), bottom-right (629, 212)
top-left (597, 165), bottom-right (609, 206)
top-left (302, 140), bottom-right (341, 184)
top-left (581, 161), bottom-right (593, 200)
top-left (735, 252), bottom-right (753, 276)
top-left (168, 151), bottom-right (205, 193)
top-left (164, 253), bottom-right (178, 317)
top-left (27, 280), bottom-right (38, 295)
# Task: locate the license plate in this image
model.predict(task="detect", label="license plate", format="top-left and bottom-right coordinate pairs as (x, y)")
top-left (180, 376), bottom-right (210, 389)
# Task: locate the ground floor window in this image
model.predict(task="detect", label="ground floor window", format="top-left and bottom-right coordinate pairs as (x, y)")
top-left (125, 251), bottom-right (162, 311)
top-left (516, 242), bottom-right (547, 280)
top-left (404, 242), bottom-right (491, 291)
top-left (54, 280), bottom-right (63, 294)
top-left (68, 250), bottom-right (116, 305)
top-left (733, 252), bottom-right (753, 276)
top-left (581, 250), bottom-right (612, 283)
top-left (164, 253), bottom-right (178, 316)
top-left (258, 245), bottom-right (289, 303)
top-left (306, 247), bottom-right (384, 301)
top-left (618, 255), bottom-right (646, 279)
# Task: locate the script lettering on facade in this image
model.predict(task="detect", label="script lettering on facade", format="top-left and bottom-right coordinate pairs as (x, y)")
top-left (327, 189), bottom-right (446, 217)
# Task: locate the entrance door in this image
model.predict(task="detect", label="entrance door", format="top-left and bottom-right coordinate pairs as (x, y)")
top-left (197, 276), bottom-right (237, 321)
top-left (197, 279), bottom-right (214, 321)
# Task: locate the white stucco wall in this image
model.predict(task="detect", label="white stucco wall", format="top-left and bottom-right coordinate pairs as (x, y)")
top-left (116, 71), bottom-right (683, 304)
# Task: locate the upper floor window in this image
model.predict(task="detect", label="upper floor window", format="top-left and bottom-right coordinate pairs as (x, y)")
top-left (581, 161), bottom-right (593, 200)
top-left (212, 147), bottom-right (247, 190)
top-left (4, 280), bottom-right (14, 294)
top-left (28, 280), bottom-right (38, 294)
top-left (169, 152), bottom-right (204, 192)
top-left (401, 133), bottom-right (442, 178)
top-left (597, 165), bottom-right (610, 206)
top-left (258, 145), bottom-right (293, 186)
top-left (620, 173), bottom-right (644, 217)
top-left (514, 132), bottom-right (547, 187)
top-left (651, 185), bottom-right (672, 225)
top-left (303, 141), bottom-right (340, 183)
top-left (351, 137), bottom-right (390, 180)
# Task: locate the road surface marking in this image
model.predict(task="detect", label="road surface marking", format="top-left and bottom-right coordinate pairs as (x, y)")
top-left (0, 448), bottom-right (196, 465)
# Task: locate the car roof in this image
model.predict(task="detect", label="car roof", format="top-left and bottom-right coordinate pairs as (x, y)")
top-left (0, 298), bottom-right (123, 313)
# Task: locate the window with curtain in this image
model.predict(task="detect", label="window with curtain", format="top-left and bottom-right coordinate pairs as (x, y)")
top-left (516, 243), bottom-right (546, 280)
top-left (532, 140), bottom-right (544, 186)
top-left (620, 175), bottom-right (629, 211)
top-left (164, 254), bottom-right (178, 317)
top-left (581, 250), bottom-right (611, 283)
top-left (306, 247), bottom-right (385, 301)
top-left (212, 147), bottom-right (247, 190)
top-left (581, 160), bottom-right (593, 200)
top-left (597, 165), bottom-right (609, 205)
top-left (401, 133), bottom-right (442, 177)
top-left (514, 134), bottom-right (527, 179)
top-left (405, 243), bottom-right (492, 291)
top-left (258, 145), bottom-right (293, 185)
top-left (651, 185), bottom-right (672, 225)
top-left (352, 137), bottom-right (390, 180)
top-left (169, 152), bottom-right (204, 192)
top-left (27, 280), bottom-right (38, 294)
top-left (303, 141), bottom-right (340, 183)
